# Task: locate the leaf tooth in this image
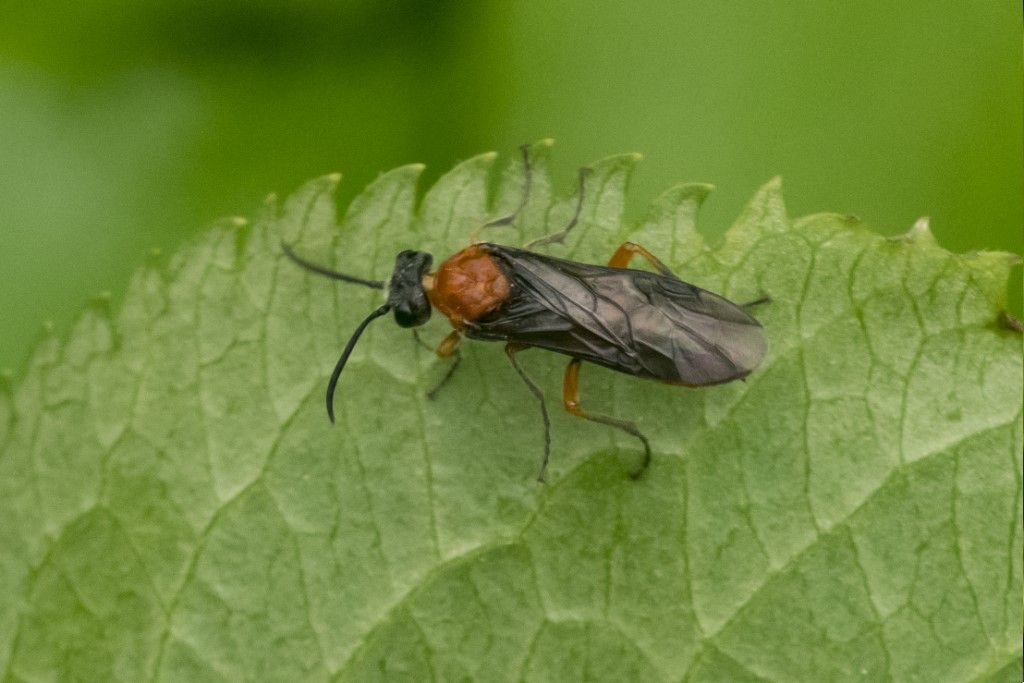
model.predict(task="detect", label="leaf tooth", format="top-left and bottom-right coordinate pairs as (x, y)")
top-left (648, 181), bottom-right (715, 216)
top-left (346, 163), bottom-right (426, 223)
top-left (716, 176), bottom-right (789, 265)
top-left (80, 293), bottom-right (118, 355)
top-left (227, 217), bottom-right (250, 267)
top-left (558, 151), bottom-right (642, 258)
top-left (336, 162), bottom-right (424, 279)
top-left (419, 151), bottom-right (499, 253)
top-left (276, 173), bottom-right (345, 247)
top-left (742, 176), bottom-right (786, 230)
top-left (521, 138), bottom-right (556, 171)
top-left (888, 216), bottom-right (936, 245)
top-left (631, 182), bottom-right (715, 268)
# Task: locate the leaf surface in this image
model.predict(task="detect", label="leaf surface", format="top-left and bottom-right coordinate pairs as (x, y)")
top-left (0, 144), bottom-right (1020, 682)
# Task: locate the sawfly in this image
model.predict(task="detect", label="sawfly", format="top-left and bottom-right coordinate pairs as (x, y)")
top-left (283, 145), bottom-right (768, 481)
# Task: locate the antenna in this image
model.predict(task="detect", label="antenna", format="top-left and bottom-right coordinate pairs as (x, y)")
top-left (327, 304), bottom-right (391, 422)
top-left (281, 242), bottom-right (387, 289)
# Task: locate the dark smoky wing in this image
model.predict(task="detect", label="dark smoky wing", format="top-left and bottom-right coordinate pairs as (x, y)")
top-left (630, 274), bottom-right (767, 384)
top-left (468, 247), bottom-right (643, 371)
top-left (640, 274), bottom-right (757, 324)
top-left (471, 244), bottom-right (766, 384)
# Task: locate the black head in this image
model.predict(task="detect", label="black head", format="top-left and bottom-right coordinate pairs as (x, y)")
top-left (388, 250), bottom-right (433, 328)
top-left (280, 241), bottom-right (435, 423)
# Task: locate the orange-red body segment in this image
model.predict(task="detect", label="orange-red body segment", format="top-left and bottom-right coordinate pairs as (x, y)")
top-left (425, 245), bottom-right (511, 328)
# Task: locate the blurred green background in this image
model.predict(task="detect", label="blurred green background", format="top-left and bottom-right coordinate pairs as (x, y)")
top-left (1, 0), bottom-right (1021, 373)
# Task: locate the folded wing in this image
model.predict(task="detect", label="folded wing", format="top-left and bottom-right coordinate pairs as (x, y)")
top-left (467, 244), bottom-right (767, 385)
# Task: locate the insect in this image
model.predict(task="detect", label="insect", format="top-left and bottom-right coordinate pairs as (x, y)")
top-left (283, 146), bottom-right (768, 481)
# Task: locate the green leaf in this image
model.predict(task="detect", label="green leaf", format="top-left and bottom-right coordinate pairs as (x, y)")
top-left (0, 147), bottom-right (1020, 682)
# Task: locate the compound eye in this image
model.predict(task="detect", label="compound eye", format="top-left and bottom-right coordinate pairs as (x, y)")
top-left (393, 301), bottom-right (431, 328)
top-left (394, 308), bottom-right (417, 328)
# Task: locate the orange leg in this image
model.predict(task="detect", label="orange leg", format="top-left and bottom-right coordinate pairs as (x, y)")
top-left (562, 357), bottom-right (584, 415)
top-left (563, 358), bottom-right (651, 479)
top-left (426, 331), bottom-right (462, 400)
top-left (607, 242), bottom-right (675, 278)
top-left (435, 330), bottom-right (461, 358)
top-left (609, 242), bottom-right (770, 310)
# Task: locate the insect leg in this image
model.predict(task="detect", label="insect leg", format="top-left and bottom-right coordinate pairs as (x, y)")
top-left (607, 242), bottom-right (676, 278)
top-left (524, 166), bottom-right (592, 249)
top-left (505, 343), bottom-right (552, 482)
top-left (411, 328), bottom-right (433, 352)
top-left (741, 295), bottom-right (772, 309)
top-left (484, 144), bottom-right (533, 228)
top-left (1001, 311), bottom-right (1024, 332)
top-left (562, 358), bottom-right (651, 479)
top-left (434, 330), bottom-right (462, 357)
top-left (426, 331), bottom-right (463, 400)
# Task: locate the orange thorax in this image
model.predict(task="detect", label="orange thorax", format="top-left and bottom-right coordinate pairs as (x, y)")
top-left (425, 245), bottom-right (511, 328)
